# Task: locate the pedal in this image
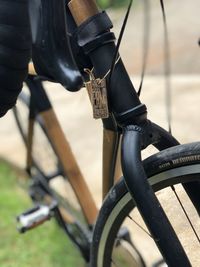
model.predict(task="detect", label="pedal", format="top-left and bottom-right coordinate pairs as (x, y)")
top-left (16, 203), bottom-right (56, 233)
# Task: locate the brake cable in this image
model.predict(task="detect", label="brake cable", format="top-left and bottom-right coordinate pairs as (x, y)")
top-left (108, 0), bottom-right (150, 98)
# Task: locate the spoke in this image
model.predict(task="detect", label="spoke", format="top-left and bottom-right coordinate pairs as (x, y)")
top-left (171, 185), bottom-right (200, 244)
top-left (127, 215), bottom-right (153, 238)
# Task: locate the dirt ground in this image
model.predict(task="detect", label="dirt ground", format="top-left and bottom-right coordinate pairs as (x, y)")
top-left (109, 0), bottom-right (200, 75)
top-left (0, 1), bottom-right (199, 266)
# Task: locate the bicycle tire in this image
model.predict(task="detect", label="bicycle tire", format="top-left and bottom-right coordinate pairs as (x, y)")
top-left (91, 142), bottom-right (200, 267)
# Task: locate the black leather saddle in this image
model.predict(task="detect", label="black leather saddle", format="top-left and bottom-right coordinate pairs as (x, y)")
top-left (29, 0), bottom-right (83, 91)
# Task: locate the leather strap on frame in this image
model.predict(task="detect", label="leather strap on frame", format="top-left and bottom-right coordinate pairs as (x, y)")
top-left (77, 11), bottom-right (113, 47)
top-left (75, 11), bottom-right (115, 54)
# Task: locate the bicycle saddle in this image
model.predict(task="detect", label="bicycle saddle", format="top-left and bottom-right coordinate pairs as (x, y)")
top-left (28, 0), bottom-right (83, 91)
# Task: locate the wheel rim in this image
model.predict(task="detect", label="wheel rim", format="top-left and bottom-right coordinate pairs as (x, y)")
top-left (97, 164), bottom-right (200, 267)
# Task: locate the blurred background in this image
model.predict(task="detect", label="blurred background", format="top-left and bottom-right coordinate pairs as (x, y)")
top-left (0, 0), bottom-right (199, 266)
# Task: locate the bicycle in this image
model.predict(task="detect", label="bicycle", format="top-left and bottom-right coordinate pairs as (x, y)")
top-left (12, 0), bottom-right (200, 266)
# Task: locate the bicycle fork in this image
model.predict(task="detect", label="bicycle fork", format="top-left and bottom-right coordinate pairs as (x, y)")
top-left (121, 125), bottom-right (191, 267)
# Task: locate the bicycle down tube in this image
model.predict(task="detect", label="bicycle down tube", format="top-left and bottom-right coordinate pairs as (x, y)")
top-left (67, 0), bottom-right (194, 265)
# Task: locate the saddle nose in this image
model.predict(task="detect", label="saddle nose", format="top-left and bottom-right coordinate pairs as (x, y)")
top-left (28, 0), bottom-right (83, 91)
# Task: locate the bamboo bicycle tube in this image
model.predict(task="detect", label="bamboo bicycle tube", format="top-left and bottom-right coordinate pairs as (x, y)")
top-left (68, 0), bottom-right (99, 26)
top-left (102, 129), bottom-right (122, 199)
top-left (26, 118), bottom-right (34, 171)
top-left (40, 109), bottom-right (98, 225)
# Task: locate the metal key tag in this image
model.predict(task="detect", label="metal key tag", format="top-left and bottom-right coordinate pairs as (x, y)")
top-left (85, 70), bottom-right (109, 119)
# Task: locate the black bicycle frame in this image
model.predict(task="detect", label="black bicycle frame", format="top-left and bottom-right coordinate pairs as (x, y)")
top-left (121, 125), bottom-right (191, 266)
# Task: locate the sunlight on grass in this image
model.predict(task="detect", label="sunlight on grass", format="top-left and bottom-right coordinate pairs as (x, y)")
top-left (0, 161), bottom-right (85, 267)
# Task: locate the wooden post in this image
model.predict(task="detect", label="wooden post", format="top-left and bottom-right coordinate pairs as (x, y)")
top-left (102, 129), bottom-right (122, 199)
top-left (68, 0), bottom-right (99, 26)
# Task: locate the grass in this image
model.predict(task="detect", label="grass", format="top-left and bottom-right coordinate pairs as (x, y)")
top-left (0, 161), bottom-right (85, 267)
top-left (97, 0), bottom-right (131, 9)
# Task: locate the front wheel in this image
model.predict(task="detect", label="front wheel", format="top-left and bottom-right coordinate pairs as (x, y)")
top-left (91, 142), bottom-right (200, 267)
